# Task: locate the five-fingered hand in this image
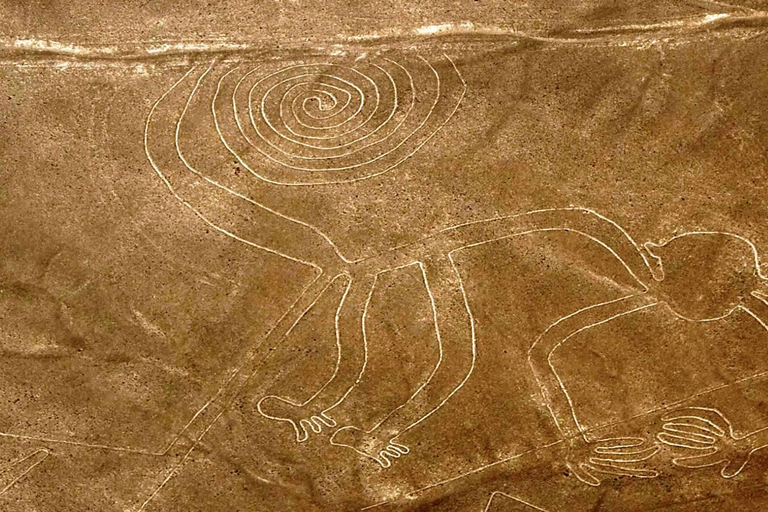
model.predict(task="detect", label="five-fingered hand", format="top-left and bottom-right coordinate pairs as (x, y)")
top-left (566, 435), bottom-right (660, 486)
top-left (330, 426), bottom-right (409, 468)
top-left (657, 407), bottom-right (758, 478)
top-left (257, 396), bottom-right (337, 442)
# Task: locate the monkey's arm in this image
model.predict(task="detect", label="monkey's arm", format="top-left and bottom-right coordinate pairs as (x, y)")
top-left (744, 290), bottom-right (768, 330)
top-left (434, 208), bottom-right (661, 289)
top-left (527, 294), bottom-right (659, 440)
top-left (728, 292), bottom-right (768, 448)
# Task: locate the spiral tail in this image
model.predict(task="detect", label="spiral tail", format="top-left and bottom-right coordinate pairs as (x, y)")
top-left (213, 51), bottom-right (466, 185)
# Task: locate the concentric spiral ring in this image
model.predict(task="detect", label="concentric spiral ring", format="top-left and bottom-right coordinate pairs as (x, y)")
top-left (211, 52), bottom-right (466, 185)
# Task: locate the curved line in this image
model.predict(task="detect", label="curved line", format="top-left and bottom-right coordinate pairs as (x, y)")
top-left (216, 52), bottom-right (466, 185)
top-left (280, 62), bottom-right (399, 147)
top-left (392, 250), bottom-right (477, 437)
top-left (207, 64), bottom-right (353, 262)
top-left (365, 261), bottom-right (444, 429)
top-left (277, 67), bottom-right (391, 139)
top-left (144, 64), bottom-right (322, 269)
top-left (234, 58), bottom-right (415, 159)
top-left (242, 58), bottom-right (433, 172)
top-left (259, 68), bottom-right (375, 140)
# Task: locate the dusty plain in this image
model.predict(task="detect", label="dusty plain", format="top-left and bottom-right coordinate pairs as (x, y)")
top-left (2, 1), bottom-right (768, 511)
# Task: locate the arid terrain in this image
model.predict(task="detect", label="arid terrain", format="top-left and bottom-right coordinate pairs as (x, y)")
top-left (2, 1), bottom-right (768, 510)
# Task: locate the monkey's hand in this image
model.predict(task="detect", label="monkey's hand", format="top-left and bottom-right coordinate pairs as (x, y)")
top-left (257, 395), bottom-right (337, 442)
top-left (657, 407), bottom-right (765, 478)
top-left (330, 426), bottom-right (409, 468)
top-left (566, 435), bottom-right (660, 486)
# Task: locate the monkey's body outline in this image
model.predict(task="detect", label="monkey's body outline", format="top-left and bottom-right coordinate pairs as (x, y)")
top-left (144, 60), bottom-right (691, 469)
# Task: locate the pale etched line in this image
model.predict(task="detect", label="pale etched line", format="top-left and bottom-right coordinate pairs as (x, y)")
top-left (560, 232), bottom-right (768, 438)
top-left (452, 227), bottom-right (651, 292)
top-left (435, 207), bottom-right (661, 285)
top-left (483, 491), bottom-right (551, 512)
top-left (404, 440), bottom-right (564, 499)
top-left (258, 261), bottom-right (442, 447)
top-left (384, 225), bottom-right (634, 440)
top-left (136, 445), bottom-right (194, 511)
top-left (693, 0), bottom-right (761, 15)
top-left (744, 300), bottom-right (768, 332)
top-left (330, 250), bottom-right (477, 467)
top-left (143, 63), bottom-right (355, 458)
top-left (260, 64), bottom-right (370, 134)
top-left (661, 424), bottom-right (718, 442)
top-left (658, 432), bottom-right (715, 448)
top-left (226, 273), bottom-right (345, 441)
top-left (298, 90), bottom-right (340, 121)
top-left (276, 65), bottom-right (389, 140)
top-left (127, 160), bottom-right (768, 480)
top-left (346, 212), bottom-right (768, 490)
top-left (232, 57), bottom-right (417, 160)
top-left (380, 224), bottom-right (653, 450)
top-left (305, 273), bottom-right (368, 406)
top-left (0, 262), bottom-right (330, 456)
top-left (369, 208), bottom-right (625, 268)
top-left (361, 435), bottom-right (647, 508)
top-left (264, 59), bottom-right (412, 156)
top-left (288, 82), bottom-right (351, 128)
top-left (320, 273), bottom-right (375, 413)
top-left (297, 86), bottom-right (347, 121)
top-left (280, 62), bottom-right (398, 148)
top-left (0, 449), bottom-right (48, 477)
top-left (144, 64), bottom-right (323, 269)
top-left (570, 14), bottom-right (729, 34)
top-left (136, 410), bottom-right (225, 512)
top-left (175, 62), bottom-right (322, 266)
top-left (210, 64), bottom-right (353, 263)
top-left (657, 406), bottom-right (768, 477)
top-left (0, 449), bottom-right (50, 497)
top-left (323, 261), bottom-right (429, 414)
top-left (355, 215), bottom-right (768, 472)
top-left (4, 208), bottom-right (764, 468)
top-left (545, 302), bottom-right (660, 437)
top-left (526, 294), bottom-right (643, 434)
top-left (136, 272), bottom-right (337, 507)
top-left (653, 230), bottom-right (768, 280)
top-left (5, 13), bottom-right (768, 61)
top-left (244, 60), bottom-right (425, 171)
top-left (518, 224), bottom-right (768, 483)
top-left (156, 271), bottom-right (335, 452)
top-left (361, 434), bottom-right (623, 509)
top-left (218, 52), bottom-right (466, 185)
top-left (596, 363), bottom-right (768, 441)
top-left (0, 433), bottom-right (162, 455)
top-left (181, 66), bottom-right (352, 264)
top-left (394, 250), bottom-right (476, 436)
top-left (131, 202), bottom-right (768, 488)
top-left (334, 211), bottom-right (655, 467)
top-left (367, 261), bottom-right (443, 429)
top-left (259, 67), bottom-right (376, 142)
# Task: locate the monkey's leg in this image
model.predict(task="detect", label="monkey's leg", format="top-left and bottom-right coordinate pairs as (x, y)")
top-left (154, 269), bottom-right (339, 457)
top-left (134, 270), bottom-right (343, 512)
top-left (330, 256), bottom-right (475, 467)
top-left (257, 274), bottom-right (376, 442)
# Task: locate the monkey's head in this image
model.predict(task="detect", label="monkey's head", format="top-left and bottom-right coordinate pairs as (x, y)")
top-left (644, 232), bottom-right (763, 321)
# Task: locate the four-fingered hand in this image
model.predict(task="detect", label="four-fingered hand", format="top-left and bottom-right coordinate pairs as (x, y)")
top-left (566, 435), bottom-right (660, 486)
top-left (657, 407), bottom-right (760, 478)
top-left (257, 396), bottom-right (337, 442)
top-left (329, 426), bottom-right (409, 468)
